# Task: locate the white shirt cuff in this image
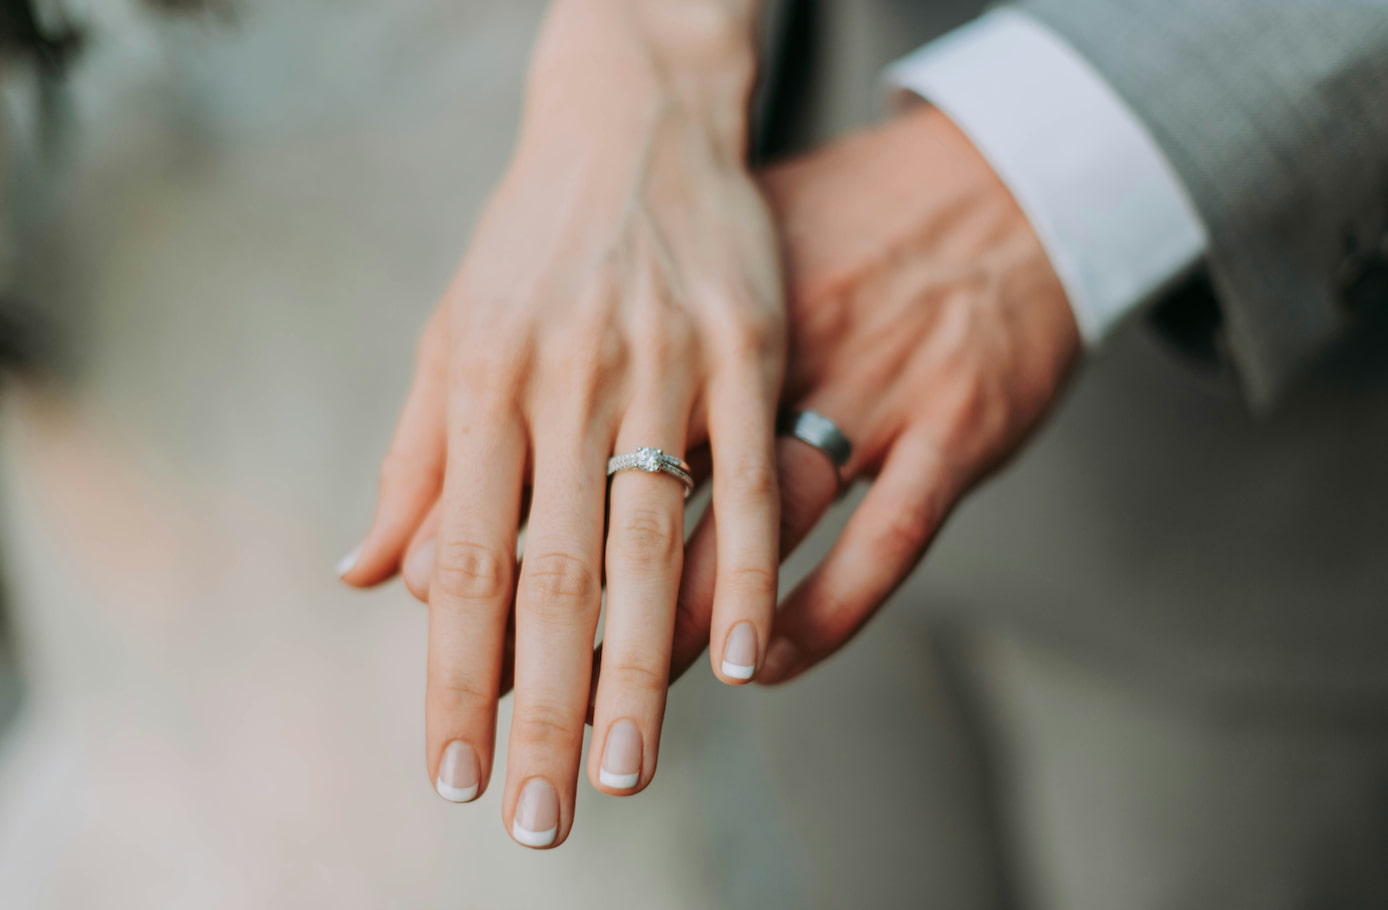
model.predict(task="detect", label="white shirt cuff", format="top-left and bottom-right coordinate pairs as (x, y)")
top-left (885, 8), bottom-right (1209, 346)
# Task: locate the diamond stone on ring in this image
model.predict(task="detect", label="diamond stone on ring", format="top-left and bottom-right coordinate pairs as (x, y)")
top-left (607, 447), bottom-right (695, 497)
top-left (778, 410), bottom-right (853, 469)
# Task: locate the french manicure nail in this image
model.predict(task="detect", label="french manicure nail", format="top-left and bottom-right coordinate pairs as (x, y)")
top-left (513, 777), bottom-right (559, 848)
top-left (761, 637), bottom-right (799, 682)
top-left (335, 545), bottom-right (361, 578)
top-left (599, 719), bottom-right (642, 790)
top-left (404, 539), bottom-right (436, 594)
top-left (721, 621), bottom-right (759, 680)
top-left (435, 741), bottom-right (480, 803)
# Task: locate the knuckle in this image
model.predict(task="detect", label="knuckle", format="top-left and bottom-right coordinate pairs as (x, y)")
top-left (463, 385), bottom-right (524, 428)
top-left (433, 540), bottom-right (510, 602)
top-left (557, 325), bottom-right (626, 377)
top-left (610, 507), bottom-right (682, 567)
top-left (935, 359), bottom-right (1013, 459)
top-left (429, 674), bottom-right (493, 711)
top-left (513, 701), bottom-right (581, 749)
top-left (723, 562), bottom-right (778, 601)
top-left (549, 330), bottom-right (628, 416)
top-left (523, 551), bottom-right (600, 609)
top-left (811, 592), bottom-right (856, 638)
top-left (946, 373), bottom-right (991, 433)
top-left (634, 319), bottom-right (695, 368)
top-left (718, 310), bottom-right (785, 361)
top-left (454, 330), bottom-right (530, 392)
top-left (453, 336), bottom-right (505, 379)
top-left (725, 456), bottom-right (778, 503)
top-left (874, 499), bottom-right (938, 561)
top-left (605, 656), bottom-right (669, 694)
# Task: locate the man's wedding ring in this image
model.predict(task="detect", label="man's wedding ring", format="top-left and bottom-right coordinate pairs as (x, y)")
top-left (607, 447), bottom-right (695, 497)
top-left (778, 410), bottom-right (853, 469)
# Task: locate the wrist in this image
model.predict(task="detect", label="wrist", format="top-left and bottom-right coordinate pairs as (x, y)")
top-left (543, 0), bottom-right (758, 65)
top-left (526, 0), bottom-right (759, 154)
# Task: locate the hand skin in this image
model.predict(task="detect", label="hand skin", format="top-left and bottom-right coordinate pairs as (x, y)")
top-left (565, 104), bottom-right (1077, 687)
top-left (340, 0), bottom-right (782, 849)
top-left (666, 104), bottom-right (1081, 686)
top-left (393, 106), bottom-right (1079, 690)
top-left (355, 103), bottom-right (1078, 809)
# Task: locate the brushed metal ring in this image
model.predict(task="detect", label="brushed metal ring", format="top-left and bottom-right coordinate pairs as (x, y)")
top-left (778, 410), bottom-right (853, 469)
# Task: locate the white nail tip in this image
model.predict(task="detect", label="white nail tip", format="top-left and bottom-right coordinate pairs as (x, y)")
top-left (599, 768), bottom-right (640, 790)
top-left (512, 821), bottom-right (558, 848)
top-left (335, 546), bottom-right (361, 577)
top-left (435, 779), bottom-right (479, 803)
top-left (721, 660), bottom-right (756, 680)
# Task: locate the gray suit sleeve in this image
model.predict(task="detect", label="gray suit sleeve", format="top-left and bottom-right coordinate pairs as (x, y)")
top-left (1014, 0), bottom-right (1388, 406)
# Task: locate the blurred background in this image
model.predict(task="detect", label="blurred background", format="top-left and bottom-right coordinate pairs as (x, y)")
top-left (1, 1), bottom-right (1386, 908)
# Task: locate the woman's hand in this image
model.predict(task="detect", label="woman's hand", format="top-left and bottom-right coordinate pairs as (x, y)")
top-left (370, 107), bottom-right (1077, 697)
top-left (341, 0), bottom-right (782, 848)
top-left (667, 105), bottom-right (1081, 684)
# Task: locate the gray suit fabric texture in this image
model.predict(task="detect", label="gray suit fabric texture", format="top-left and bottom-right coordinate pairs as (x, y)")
top-left (968, 0), bottom-right (1388, 701)
top-left (1021, 0), bottom-right (1388, 407)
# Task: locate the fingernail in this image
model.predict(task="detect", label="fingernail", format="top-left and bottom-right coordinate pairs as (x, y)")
top-left (512, 778), bottom-right (559, 848)
top-left (760, 637), bottom-right (799, 682)
top-left (599, 719), bottom-right (642, 790)
top-left (721, 621), bottom-right (759, 680)
top-left (335, 545), bottom-right (361, 578)
top-left (435, 741), bottom-right (480, 803)
top-left (404, 539), bottom-right (436, 594)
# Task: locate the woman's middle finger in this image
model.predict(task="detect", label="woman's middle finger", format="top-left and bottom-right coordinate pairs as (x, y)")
top-left (706, 357), bottom-right (783, 684)
top-left (504, 408), bottom-right (610, 849)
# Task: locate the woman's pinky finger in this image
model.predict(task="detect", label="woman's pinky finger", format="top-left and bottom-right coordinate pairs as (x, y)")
top-left (707, 368), bottom-right (782, 684)
top-left (668, 430), bottom-right (842, 685)
top-left (339, 313), bottom-right (448, 587)
top-left (757, 430), bottom-right (960, 685)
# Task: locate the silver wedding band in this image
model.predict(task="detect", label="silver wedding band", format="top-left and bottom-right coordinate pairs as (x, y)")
top-left (778, 410), bottom-right (853, 470)
top-left (607, 447), bottom-right (695, 497)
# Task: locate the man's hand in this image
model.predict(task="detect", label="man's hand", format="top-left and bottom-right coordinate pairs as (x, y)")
top-left (668, 104), bottom-right (1080, 684)
top-left (387, 106), bottom-right (1078, 699)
